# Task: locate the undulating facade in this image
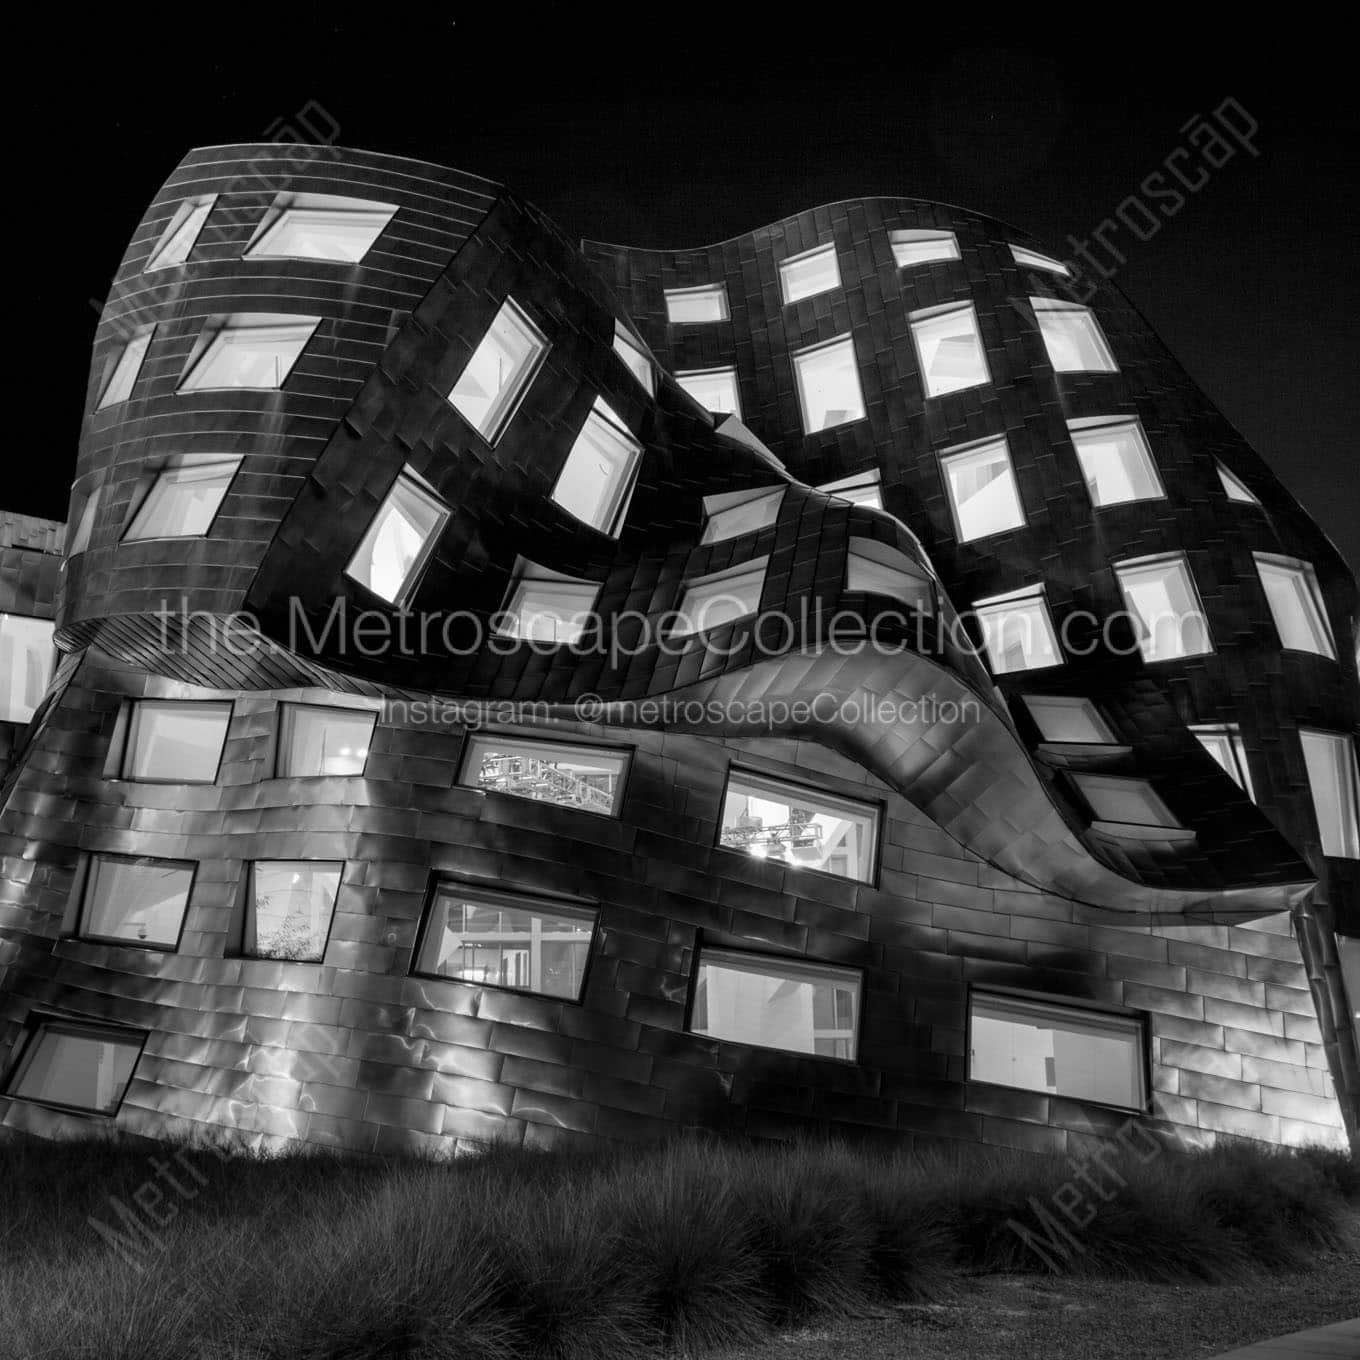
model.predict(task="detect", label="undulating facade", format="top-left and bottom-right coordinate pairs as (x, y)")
top-left (0, 143), bottom-right (1356, 1157)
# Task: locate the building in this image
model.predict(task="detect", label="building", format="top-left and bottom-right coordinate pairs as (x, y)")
top-left (0, 143), bottom-right (1356, 1156)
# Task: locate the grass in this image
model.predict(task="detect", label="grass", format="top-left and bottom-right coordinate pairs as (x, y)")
top-left (0, 1133), bottom-right (1355, 1359)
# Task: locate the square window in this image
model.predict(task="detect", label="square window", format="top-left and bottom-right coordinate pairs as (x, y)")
top-left (244, 861), bottom-right (342, 961)
top-left (817, 469), bottom-right (883, 510)
top-left (889, 229), bottom-right (960, 267)
top-left (973, 586), bottom-right (1062, 673)
top-left (1067, 417), bottom-right (1164, 506)
top-left (613, 322), bottom-right (654, 396)
top-left (276, 703), bottom-right (376, 777)
top-left (1217, 462), bottom-right (1259, 505)
top-left (1010, 244), bottom-right (1071, 277)
top-left (97, 329), bottom-right (153, 409)
top-left (792, 335), bottom-right (866, 433)
top-left (179, 315), bottom-right (320, 391)
top-left (1072, 773), bottom-right (1179, 828)
top-left (0, 614), bottom-right (55, 723)
top-left (447, 298), bottom-right (548, 442)
top-left (75, 853), bottom-right (195, 950)
top-left (940, 437), bottom-right (1026, 541)
top-left (146, 196), bottom-right (215, 272)
top-left (663, 284), bottom-right (729, 323)
top-left (459, 734), bottom-right (629, 816)
top-left (245, 193), bottom-right (397, 262)
top-left (1022, 695), bottom-right (1116, 745)
top-left (719, 769), bottom-right (879, 883)
top-left (1254, 554), bottom-right (1336, 659)
top-left (676, 366), bottom-right (741, 417)
top-left (691, 948), bottom-right (862, 1059)
top-left (4, 1019), bottom-right (145, 1115)
top-left (910, 302), bottom-right (990, 397)
top-left (551, 399), bottom-right (642, 536)
top-left (969, 990), bottom-right (1145, 1109)
top-left (1113, 555), bottom-right (1213, 662)
top-left (1300, 729), bottom-right (1360, 858)
top-left (345, 469), bottom-right (450, 605)
top-left (845, 538), bottom-right (934, 614)
top-left (779, 244), bottom-right (841, 304)
top-left (673, 558), bottom-right (767, 635)
top-left (413, 884), bottom-right (597, 1000)
top-left (1190, 723), bottom-right (1256, 801)
top-left (497, 563), bottom-right (600, 645)
top-left (115, 700), bottom-right (232, 783)
top-left (123, 458), bottom-right (240, 541)
top-left (702, 487), bottom-right (784, 543)
top-left (1032, 298), bottom-right (1118, 372)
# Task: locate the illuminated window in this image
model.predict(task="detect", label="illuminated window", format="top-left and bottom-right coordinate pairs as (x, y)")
top-left (345, 469), bottom-right (450, 605)
top-left (1113, 555), bottom-right (1212, 662)
top-left (973, 585), bottom-right (1062, 673)
top-left (1010, 244), bottom-right (1071, 277)
top-left (123, 458), bottom-right (240, 540)
top-left (1067, 417), bottom-right (1164, 506)
top-left (66, 489), bottom-right (99, 557)
top-left (1072, 773), bottom-right (1181, 829)
top-left (779, 244), bottom-right (840, 303)
top-left (818, 469), bottom-right (882, 509)
top-left (112, 700), bottom-right (232, 783)
top-left (613, 322), bottom-right (654, 396)
top-left (1300, 729), bottom-right (1360, 858)
top-left (74, 853), bottom-right (195, 950)
top-left (676, 366), bottom-right (741, 417)
top-left (663, 284), bottom-right (729, 323)
top-left (718, 769), bottom-right (879, 883)
top-left (941, 437), bottom-right (1025, 541)
top-left (792, 334), bottom-right (866, 432)
top-left (910, 302), bottom-right (990, 397)
top-left (1190, 723), bottom-right (1256, 800)
top-left (551, 399), bottom-right (642, 536)
top-left (889, 229), bottom-right (960, 267)
top-left (497, 563), bottom-right (599, 646)
top-left (145, 195), bottom-right (215, 271)
top-left (413, 884), bottom-right (596, 1000)
top-left (245, 193), bottom-right (397, 262)
top-left (447, 298), bottom-right (548, 442)
top-left (3, 1019), bottom-right (145, 1115)
top-left (0, 614), bottom-right (55, 723)
top-left (845, 539), bottom-right (934, 614)
top-left (673, 559), bottom-right (767, 635)
top-left (179, 315), bottom-right (320, 391)
top-left (1254, 554), bottom-right (1336, 659)
top-left (459, 734), bottom-right (628, 816)
top-left (1032, 298), bottom-right (1117, 372)
top-left (96, 329), bottom-right (153, 409)
top-left (702, 487), bottom-right (784, 543)
top-left (275, 703), bottom-right (376, 778)
top-left (244, 861), bottom-right (342, 962)
top-left (1217, 462), bottom-right (1259, 505)
top-left (1022, 696), bottom-right (1116, 745)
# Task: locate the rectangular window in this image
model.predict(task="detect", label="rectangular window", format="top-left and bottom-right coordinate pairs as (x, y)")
top-left (179, 315), bottom-right (320, 391)
top-left (275, 703), bottom-right (376, 778)
top-left (97, 329), bottom-right (153, 409)
top-left (676, 366), bottom-right (741, 417)
top-left (817, 469), bottom-right (882, 509)
top-left (1217, 462), bottom-right (1258, 505)
top-left (1071, 773), bottom-right (1180, 829)
top-left (447, 298), bottom-right (548, 442)
top-left (345, 469), bottom-right (450, 605)
top-left (551, 399), bottom-right (642, 536)
top-left (1067, 417), bottom-right (1164, 506)
top-left (889, 229), bottom-right (960, 267)
top-left (459, 734), bottom-right (628, 816)
top-left (910, 302), bottom-right (990, 397)
top-left (1254, 554), bottom-right (1336, 659)
top-left (75, 853), bottom-right (195, 950)
top-left (674, 558), bottom-right (767, 635)
top-left (973, 585), bottom-right (1062, 673)
top-left (940, 437), bottom-right (1025, 541)
top-left (1032, 298), bottom-right (1118, 372)
top-left (413, 883), bottom-right (596, 1000)
top-left (663, 284), bottom-right (729, 323)
top-left (719, 769), bottom-right (879, 883)
top-left (146, 195), bottom-right (215, 272)
top-left (4, 1019), bottom-right (145, 1115)
top-left (779, 244), bottom-right (841, 304)
top-left (123, 458), bottom-right (240, 541)
top-left (66, 489), bottom-right (100, 557)
top-left (702, 487), bottom-right (784, 543)
top-left (0, 614), bottom-right (55, 723)
top-left (115, 699), bottom-right (232, 783)
top-left (1010, 244), bottom-right (1071, 277)
top-left (497, 563), bottom-right (600, 646)
top-left (969, 990), bottom-right (1146, 1109)
top-left (244, 861), bottom-right (342, 962)
top-left (1113, 555), bottom-right (1212, 662)
top-left (792, 335), bottom-right (866, 433)
top-left (245, 192), bottom-right (397, 262)
top-left (1190, 723), bottom-right (1256, 801)
top-left (613, 322), bottom-right (654, 396)
top-left (691, 948), bottom-right (862, 1060)
top-left (845, 539), bottom-right (934, 614)
top-left (1022, 695), bottom-right (1116, 745)
top-left (1300, 729), bottom-right (1360, 858)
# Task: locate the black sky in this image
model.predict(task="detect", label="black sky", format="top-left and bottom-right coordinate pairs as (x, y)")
top-left (10, 19), bottom-right (1359, 571)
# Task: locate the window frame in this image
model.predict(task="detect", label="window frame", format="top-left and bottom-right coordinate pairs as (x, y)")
top-left (1070, 772), bottom-right (1184, 833)
top-left (495, 562), bottom-right (601, 647)
top-left (0, 612), bottom-right (56, 725)
top-left (1010, 244), bottom-right (1072, 277)
top-left (344, 467), bottom-right (451, 607)
top-left (817, 468), bottom-right (883, 509)
top-left (672, 558), bottom-right (769, 637)
top-left (1020, 695), bottom-right (1117, 746)
top-left (1300, 728), bottom-right (1360, 859)
top-left (889, 228), bottom-right (960, 268)
top-left (70, 851), bottom-right (197, 953)
top-left (145, 195), bottom-right (216, 273)
top-left (1112, 553), bottom-right (1215, 664)
top-left (273, 701), bottom-right (378, 779)
top-left (177, 316), bottom-right (321, 392)
top-left (1217, 462), bottom-right (1260, 506)
top-left (701, 487), bottom-right (785, 544)
top-left (446, 297), bottom-right (550, 445)
top-left (1031, 297), bottom-right (1118, 373)
top-left (778, 243), bottom-right (841, 305)
top-left (107, 698), bottom-right (234, 785)
top-left (844, 538), bottom-right (936, 615)
top-left (1189, 723), bottom-right (1257, 802)
top-left (550, 398), bottom-right (643, 538)
top-left (791, 333), bottom-right (867, 434)
top-left (939, 435), bottom-right (1027, 542)
top-left (2, 1015), bottom-right (149, 1117)
top-left (663, 283), bottom-right (730, 324)
top-left (241, 859), bottom-right (344, 963)
top-left (675, 365), bottom-right (742, 418)
top-left (972, 584), bottom-right (1064, 675)
top-left (96, 327), bottom-right (155, 410)
top-left (1253, 553), bottom-right (1337, 660)
top-left (909, 301), bottom-right (991, 398)
top-left (613, 321), bottom-right (655, 396)
top-left (243, 193), bottom-right (398, 263)
top-left (1067, 416), bottom-right (1165, 508)
top-left (121, 457), bottom-right (242, 542)
top-left (457, 732), bottom-right (633, 818)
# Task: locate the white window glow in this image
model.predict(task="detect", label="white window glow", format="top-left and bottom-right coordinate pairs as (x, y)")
top-left (941, 437), bottom-right (1025, 541)
top-left (123, 458), bottom-right (240, 541)
top-left (817, 469), bottom-right (883, 510)
top-left (1022, 695), bottom-right (1116, 745)
top-left (973, 585), bottom-right (1062, 673)
top-left (1254, 554), bottom-right (1336, 659)
top-left (245, 193), bottom-right (397, 262)
top-left (1300, 729), bottom-right (1360, 858)
top-left (179, 316), bottom-right (320, 391)
top-left (889, 229), bottom-right (960, 268)
top-left (792, 334), bottom-right (866, 432)
top-left (910, 302), bottom-right (990, 397)
top-left (779, 244), bottom-right (841, 304)
top-left (673, 559), bottom-right (767, 635)
top-left (146, 196), bottom-right (215, 271)
top-left (447, 298), bottom-right (548, 442)
top-left (1113, 555), bottom-right (1212, 662)
top-left (1217, 462), bottom-right (1259, 505)
top-left (663, 284), bottom-right (729, 323)
top-left (676, 366), bottom-right (742, 417)
top-left (702, 487), bottom-right (784, 543)
top-left (498, 564), bottom-right (600, 645)
top-left (551, 399), bottom-right (642, 536)
top-left (245, 861), bottom-right (342, 962)
top-left (613, 322), bottom-right (654, 396)
top-left (275, 703), bottom-right (376, 778)
top-left (0, 614), bottom-right (54, 723)
top-left (845, 538), bottom-right (934, 614)
top-left (97, 330), bottom-right (153, 409)
top-left (1032, 298), bottom-right (1118, 373)
top-left (1010, 244), bottom-right (1071, 276)
top-left (118, 700), bottom-right (232, 783)
top-left (346, 470), bottom-right (450, 605)
top-left (1190, 723), bottom-right (1256, 801)
top-left (1067, 417), bottom-right (1164, 507)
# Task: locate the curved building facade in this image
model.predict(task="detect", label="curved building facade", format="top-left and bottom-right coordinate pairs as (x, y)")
top-left (0, 143), bottom-right (1356, 1155)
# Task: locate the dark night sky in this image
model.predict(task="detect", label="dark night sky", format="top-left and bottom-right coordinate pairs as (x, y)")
top-left (9, 20), bottom-right (1359, 571)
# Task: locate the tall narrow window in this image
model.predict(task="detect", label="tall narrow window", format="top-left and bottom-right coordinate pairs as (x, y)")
top-left (178, 315), bottom-right (320, 391)
top-left (74, 853), bottom-right (195, 949)
top-left (123, 458), bottom-right (240, 541)
top-left (702, 487), bottom-right (784, 543)
top-left (792, 335), bottom-right (866, 433)
top-left (1217, 462), bottom-right (1259, 505)
top-left (551, 399), bottom-right (642, 536)
top-left (663, 284), bottom-right (729, 323)
top-left (345, 469), bottom-right (450, 605)
top-left (676, 366), bottom-right (741, 417)
top-left (1067, 417), bottom-right (1164, 506)
top-left (1010, 244), bottom-right (1071, 277)
top-left (940, 437), bottom-right (1025, 541)
top-left (497, 563), bottom-right (599, 645)
top-left (275, 703), bottom-right (376, 778)
top-left (113, 699), bottom-right (232, 783)
top-left (817, 469), bottom-right (883, 509)
top-left (691, 949), bottom-right (861, 1059)
top-left (459, 734), bottom-right (629, 816)
top-left (66, 488), bottom-right (100, 557)
top-left (1254, 554), bottom-right (1336, 659)
top-left (779, 244), bottom-right (840, 303)
top-left (889, 229), bottom-right (960, 267)
top-left (1032, 298), bottom-right (1118, 372)
top-left (673, 559), bottom-right (767, 635)
top-left (145, 196), bottom-right (215, 272)
top-left (1022, 695), bottom-right (1116, 745)
top-left (613, 322), bottom-right (654, 396)
top-left (244, 861), bottom-right (343, 962)
top-left (245, 193), bottom-right (397, 262)
top-left (447, 298), bottom-right (548, 442)
top-left (413, 884), bottom-right (597, 1000)
top-left (1071, 773), bottom-right (1182, 830)
top-left (96, 329), bottom-right (153, 409)
top-left (1113, 555), bottom-right (1212, 662)
top-left (3, 1019), bottom-right (145, 1115)
top-left (1190, 723), bottom-right (1256, 800)
top-left (910, 302), bottom-right (990, 396)
top-left (973, 585), bottom-right (1062, 673)
top-left (0, 614), bottom-right (54, 723)
top-left (845, 539), bottom-right (934, 614)
top-left (1300, 729), bottom-right (1360, 858)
